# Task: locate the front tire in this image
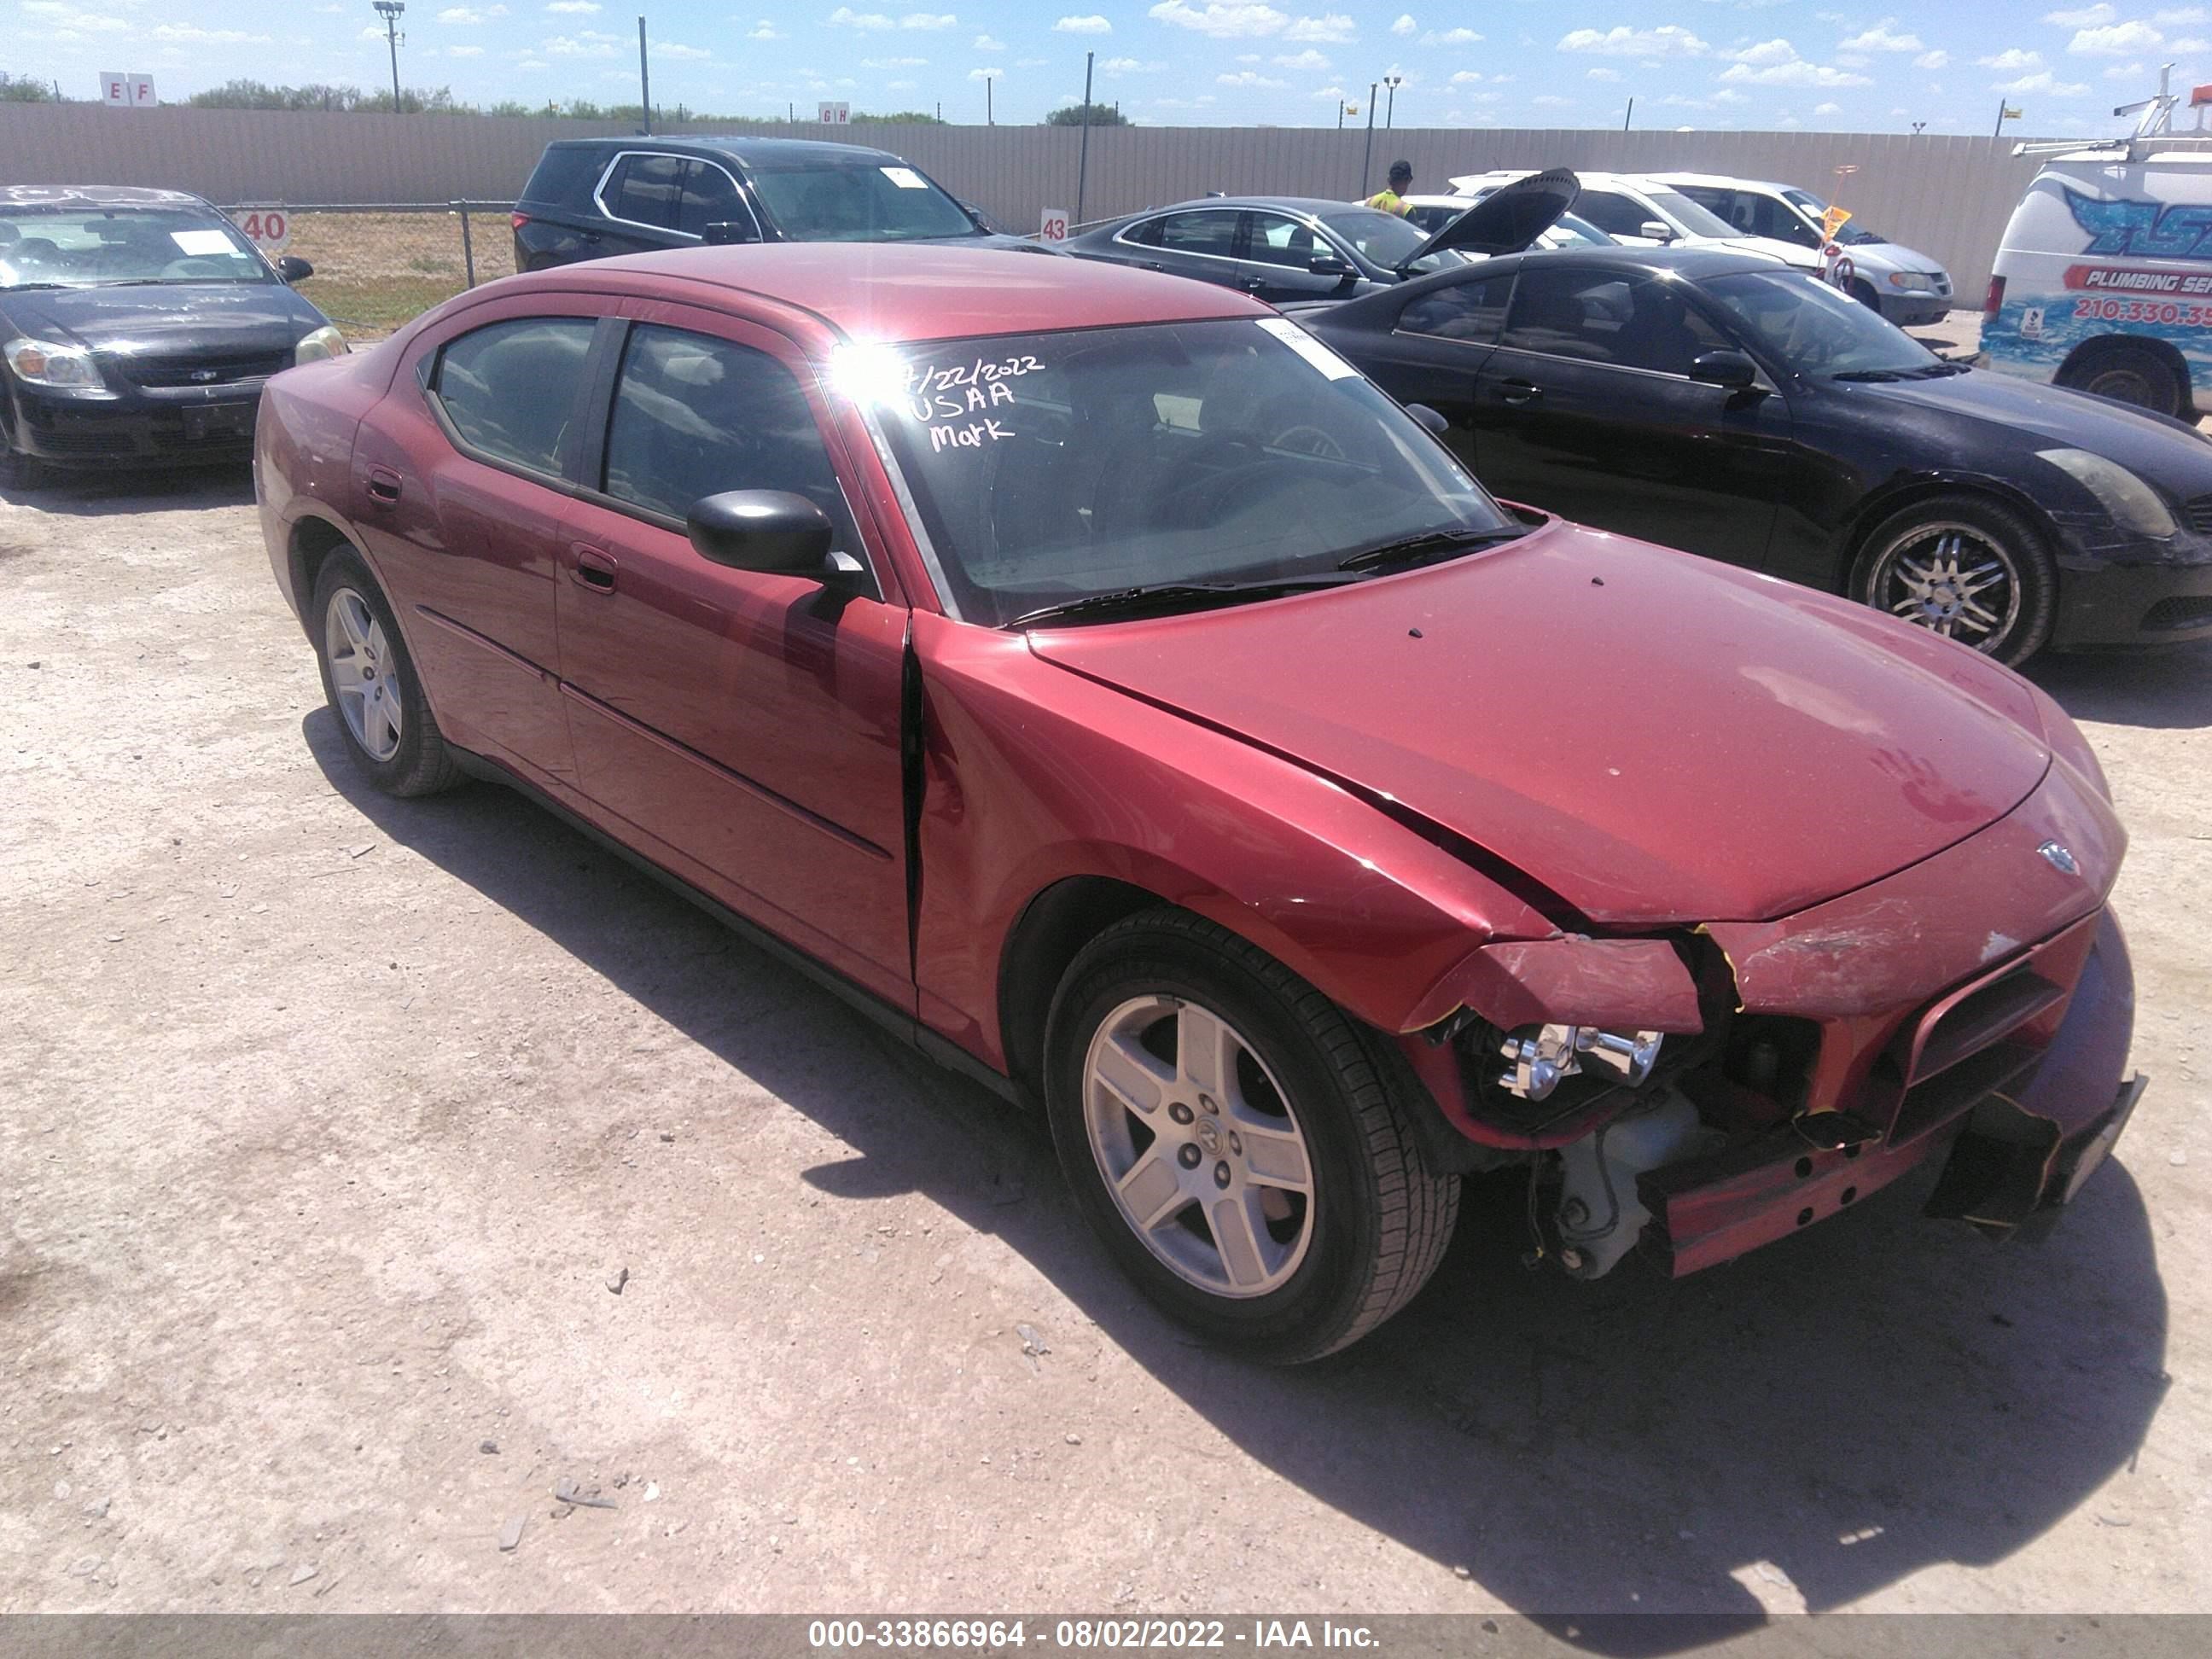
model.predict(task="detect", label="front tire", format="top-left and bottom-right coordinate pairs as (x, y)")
top-left (1044, 908), bottom-right (1458, 1364)
top-left (310, 549), bottom-right (464, 797)
top-left (1851, 494), bottom-right (2058, 667)
top-left (2058, 341), bottom-right (2186, 418)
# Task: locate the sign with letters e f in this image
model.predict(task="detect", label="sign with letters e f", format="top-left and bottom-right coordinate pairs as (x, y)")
top-left (100, 72), bottom-right (156, 108)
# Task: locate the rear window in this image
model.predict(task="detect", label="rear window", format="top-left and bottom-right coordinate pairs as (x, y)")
top-left (432, 317), bottom-right (597, 477)
top-left (519, 145), bottom-right (608, 210)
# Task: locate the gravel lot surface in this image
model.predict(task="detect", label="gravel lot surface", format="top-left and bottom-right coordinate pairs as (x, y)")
top-left (2, 444), bottom-right (2208, 1623)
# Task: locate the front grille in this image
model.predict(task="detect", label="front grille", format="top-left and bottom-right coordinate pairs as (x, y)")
top-left (125, 351), bottom-right (289, 389)
top-left (2183, 493), bottom-right (2212, 533)
top-left (38, 427), bottom-right (135, 455)
top-left (2145, 593), bottom-right (2212, 631)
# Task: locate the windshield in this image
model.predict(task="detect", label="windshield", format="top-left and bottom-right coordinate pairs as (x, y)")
top-left (841, 318), bottom-right (1514, 626)
top-left (1640, 189), bottom-right (1738, 240)
top-left (1319, 207), bottom-right (1466, 273)
top-left (0, 207), bottom-right (271, 290)
top-left (1545, 213), bottom-right (1613, 247)
top-left (745, 160), bottom-right (980, 243)
top-left (1702, 270), bottom-right (1941, 378)
top-left (1780, 188), bottom-right (1887, 246)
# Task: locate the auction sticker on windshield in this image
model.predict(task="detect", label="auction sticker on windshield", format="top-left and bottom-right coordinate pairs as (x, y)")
top-left (881, 167), bottom-right (929, 190)
top-left (1256, 317), bottom-right (1359, 380)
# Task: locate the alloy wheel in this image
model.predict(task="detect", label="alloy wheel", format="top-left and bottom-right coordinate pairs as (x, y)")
top-left (324, 586), bottom-right (404, 762)
top-left (1081, 994), bottom-right (1316, 1298)
top-left (1865, 521), bottom-right (2023, 652)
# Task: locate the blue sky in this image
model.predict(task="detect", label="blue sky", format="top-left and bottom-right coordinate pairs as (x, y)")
top-left (10, 1), bottom-right (2207, 132)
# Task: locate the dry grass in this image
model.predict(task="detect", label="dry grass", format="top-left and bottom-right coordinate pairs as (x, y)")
top-left (277, 210), bottom-right (517, 338)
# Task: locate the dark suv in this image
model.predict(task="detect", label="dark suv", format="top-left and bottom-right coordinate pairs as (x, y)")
top-left (510, 135), bottom-right (1051, 271)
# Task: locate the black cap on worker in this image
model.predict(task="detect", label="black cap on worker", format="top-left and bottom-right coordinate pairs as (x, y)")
top-left (1388, 160), bottom-right (1413, 185)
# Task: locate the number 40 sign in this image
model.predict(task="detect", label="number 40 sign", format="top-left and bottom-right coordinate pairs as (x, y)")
top-left (231, 207), bottom-right (292, 255)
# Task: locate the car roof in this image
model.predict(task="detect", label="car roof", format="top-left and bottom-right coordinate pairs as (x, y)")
top-left (542, 134), bottom-right (909, 168)
top-left (1646, 172), bottom-right (1791, 193)
top-left (0, 185), bottom-right (207, 210)
top-left (568, 242), bottom-right (1268, 342)
top-left (1114, 196), bottom-right (1388, 218)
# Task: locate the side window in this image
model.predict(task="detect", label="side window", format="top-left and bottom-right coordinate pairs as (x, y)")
top-left (606, 153), bottom-right (686, 230)
top-left (1755, 197), bottom-right (1823, 248)
top-left (1244, 212), bottom-right (1319, 269)
top-left (432, 317), bottom-right (597, 476)
top-left (1397, 271), bottom-right (1515, 346)
top-left (1155, 209), bottom-right (1241, 258)
top-left (1501, 271), bottom-right (1726, 375)
top-left (1121, 217), bottom-right (1165, 247)
top-left (1572, 191), bottom-right (1653, 238)
top-left (677, 160), bottom-right (748, 238)
top-left (601, 324), bottom-right (857, 550)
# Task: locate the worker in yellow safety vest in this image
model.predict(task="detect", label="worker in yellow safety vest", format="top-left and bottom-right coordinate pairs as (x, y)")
top-left (1365, 160), bottom-right (1415, 216)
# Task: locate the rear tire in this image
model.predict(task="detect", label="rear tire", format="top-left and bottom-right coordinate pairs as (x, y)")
top-left (1848, 278), bottom-right (1883, 314)
top-left (1851, 493), bottom-right (2058, 667)
top-left (1044, 907), bottom-right (1458, 1364)
top-left (310, 549), bottom-right (465, 797)
top-left (0, 432), bottom-right (46, 492)
top-left (2058, 341), bottom-right (2187, 418)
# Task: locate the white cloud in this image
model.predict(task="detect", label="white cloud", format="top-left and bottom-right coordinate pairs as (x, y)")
top-left (1053, 14), bottom-right (1111, 32)
top-left (1914, 49), bottom-right (1949, 68)
top-left (1217, 69), bottom-right (1289, 85)
top-left (20, 2), bottom-right (130, 33)
top-left (1731, 38), bottom-right (1797, 66)
top-left (1586, 66), bottom-right (1621, 80)
top-left (1814, 99), bottom-right (1841, 112)
top-left (1272, 47), bottom-right (1330, 69)
top-left (973, 32), bottom-right (1004, 49)
top-left (1978, 49), bottom-right (2046, 70)
top-left (1147, 1), bottom-right (1288, 36)
top-left (1101, 56), bottom-right (1164, 73)
top-left (899, 11), bottom-right (956, 27)
top-left (1284, 12), bottom-right (1354, 40)
top-left (1532, 93), bottom-right (1571, 106)
top-left (545, 0), bottom-right (597, 12)
top-left (2043, 4), bottom-right (2113, 21)
top-left (2171, 34), bottom-right (2211, 48)
top-left (1448, 68), bottom-right (1484, 83)
top-left (437, 3), bottom-right (508, 21)
top-left (1422, 27), bottom-right (1481, 45)
top-left (543, 32), bottom-right (615, 55)
top-left (2157, 7), bottom-right (2208, 20)
top-left (2000, 69), bottom-right (2093, 92)
top-left (829, 8), bottom-right (894, 26)
top-left (1390, 12), bottom-right (1414, 36)
top-left (1557, 26), bottom-right (1710, 57)
top-left (862, 55), bottom-right (928, 67)
top-left (1720, 44), bottom-right (1873, 85)
top-left (967, 65), bottom-right (1001, 79)
top-left (2069, 21), bottom-right (2165, 52)
top-left (149, 22), bottom-right (271, 41)
top-left (748, 20), bottom-right (783, 39)
top-left (2105, 59), bottom-right (2150, 75)
top-left (1837, 20), bottom-right (1922, 52)
top-left (657, 43), bottom-right (710, 60)
top-left (447, 43), bottom-right (485, 55)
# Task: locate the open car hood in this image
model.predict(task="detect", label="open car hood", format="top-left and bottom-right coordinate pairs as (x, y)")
top-left (1404, 167), bottom-right (1579, 266)
top-left (1026, 521), bottom-right (2053, 928)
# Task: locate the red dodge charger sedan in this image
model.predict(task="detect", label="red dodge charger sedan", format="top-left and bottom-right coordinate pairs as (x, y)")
top-left (256, 245), bottom-right (2144, 1361)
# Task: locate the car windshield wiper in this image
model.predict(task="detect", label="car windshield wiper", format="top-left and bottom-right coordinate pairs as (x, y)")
top-left (1337, 524), bottom-right (1528, 573)
top-left (1910, 360), bottom-right (1970, 378)
top-left (0, 282), bottom-right (73, 291)
top-left (1830, 368), bottom-right (1911, 382)
top-left (1006, 576), bottom-right (1356, 629)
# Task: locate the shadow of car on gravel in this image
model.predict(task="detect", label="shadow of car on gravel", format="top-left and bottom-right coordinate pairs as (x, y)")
top-left (2029, 639), bottom-right (2212, 731)
top-left (303, 709), bottom-right (2170, 1648)
top-left (0, 463), bottom-right (253, 515)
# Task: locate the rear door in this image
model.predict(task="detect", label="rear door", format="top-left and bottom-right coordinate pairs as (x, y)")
top-left (1114, 207), bottom-right (1247, 290)
top-left (590, 152), bottom-right (690, 255)
top-left (551, 308), bottom-right (914, 1004)
top-left (346, 297), bottom-right (607, 788)
top-left (1467, 265), bottom-right (1794, 568)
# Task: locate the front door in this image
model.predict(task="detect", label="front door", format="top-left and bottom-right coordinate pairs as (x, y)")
top-left (1465, 265), bottom-right (1796, 571)
top-left (552, 311), bottom-right (913, 1005)
top-left (1238, 211), bottom-right (1357, 304)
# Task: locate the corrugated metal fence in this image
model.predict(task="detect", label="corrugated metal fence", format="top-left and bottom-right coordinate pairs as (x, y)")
top-left (0, 103), bottom-right (2056, 294)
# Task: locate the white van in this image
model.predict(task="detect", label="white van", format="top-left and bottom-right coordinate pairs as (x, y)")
top-left (1982, 143), bottom-right (2212, 417)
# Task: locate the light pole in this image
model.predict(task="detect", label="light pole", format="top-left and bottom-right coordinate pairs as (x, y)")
top-left (372, 2), bottom-right (405, 111)
top-left (637, 15), bottom-right (650, 134)
top-left (987, 73), bottom-right (994, 125)
top-left (1076, 50), bottom-right (1095, 228)
top-left (1382, 73), bottom-right (1401, 130)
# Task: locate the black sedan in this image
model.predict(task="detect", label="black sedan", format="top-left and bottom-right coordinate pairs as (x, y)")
top-left (2, 186), bottom-right (342, 487)
top-left (1062, 174), bottom-right (1575, 306)
top-left (1296, 245), bottom-right (2212, 661)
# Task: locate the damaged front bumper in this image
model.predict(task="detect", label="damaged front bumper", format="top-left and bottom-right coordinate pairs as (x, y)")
top-left (1644, 906), bottom-right (2143, 1275)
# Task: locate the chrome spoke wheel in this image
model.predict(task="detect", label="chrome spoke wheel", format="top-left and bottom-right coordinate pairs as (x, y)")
top-left (1868, 522), bottom-right (2023, 652)
top-left (324, 587), bottom-right (403, 763)
top-left (1082, 994), bottom-right (1315, 1299)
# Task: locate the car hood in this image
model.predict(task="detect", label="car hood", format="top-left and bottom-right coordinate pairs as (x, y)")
top-left (1712, 234), bottom-right (1820, 268)
top-left (1026, 520), bottom-right (2053, 927)
top-left (1846, 364), bottom-right (2212, 468)
top-left (1407, 167), bottom-right (1577, 264)
top-left (0, 281), bottom-right (325, 354)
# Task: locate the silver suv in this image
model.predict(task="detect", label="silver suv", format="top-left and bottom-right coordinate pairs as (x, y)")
top-left (1649, 172), bottom-right (1953, 327)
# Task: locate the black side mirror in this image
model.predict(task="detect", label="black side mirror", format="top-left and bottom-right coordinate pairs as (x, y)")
top-left (276, 255), bottom-right (313, 283)
top-left (1308, 254), bottom-right (1355, 277)
top-left (701, 219), bottom-right (758, 246)
top-left (1689, 348), bottom-right (1760, 390)
top-left (686, 491), bottom-right (835, 574)
top-left (1404, 401), bottom-right (1449, 436)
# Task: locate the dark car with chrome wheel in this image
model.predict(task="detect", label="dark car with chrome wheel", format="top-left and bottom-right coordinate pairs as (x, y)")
top-left (1295, 243), bottom-right (2212, 662)
top-left (1, 186), bottom-right (341, 487)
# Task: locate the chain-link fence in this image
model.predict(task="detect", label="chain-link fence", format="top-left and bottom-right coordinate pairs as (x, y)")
top-left (224, 203), bottom-right (515, 340)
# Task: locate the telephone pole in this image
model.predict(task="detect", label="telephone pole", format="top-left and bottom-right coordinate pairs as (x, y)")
top-left (372, 3), bottom-right (405, 111)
